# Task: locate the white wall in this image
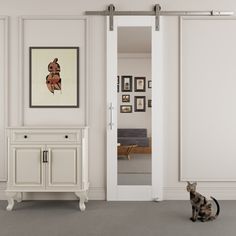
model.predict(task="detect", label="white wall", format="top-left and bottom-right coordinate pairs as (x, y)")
top-left (1, 0), bottom-right (236, 200)
top-left (118, 54), bottom-right (152, 136)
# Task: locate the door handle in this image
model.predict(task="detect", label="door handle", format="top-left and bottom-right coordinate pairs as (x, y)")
top-left (109, 103), bottom-right (115, 130)
top-left (43, 150), bottom-right (48, 163)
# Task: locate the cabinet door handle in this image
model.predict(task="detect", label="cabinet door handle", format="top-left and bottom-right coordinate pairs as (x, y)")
top-left (43, 150), bottom-right (48, 163)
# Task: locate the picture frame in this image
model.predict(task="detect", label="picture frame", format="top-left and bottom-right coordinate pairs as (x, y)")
top-left (29, 47), bottom-right (79, 108)
top-left (134, 96), bottom-right (146, 112)
top-left (134, 77), bottom-right (146, 92)
top-left (121, 76), bottom-right (132, 92)
top-left (148, 99), bottom-right (152, 108)
top-left (117, 76), bottom-right (120, 93)
top-left (148, 80), bottom-right (152, 88)
top-left (122, 94), bottom-right (130, 103)
top-left (120, 105), bottom-right (132, 113)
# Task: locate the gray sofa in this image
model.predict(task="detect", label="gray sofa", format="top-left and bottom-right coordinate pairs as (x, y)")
top-left (118, 128), bottom-right (149, 147)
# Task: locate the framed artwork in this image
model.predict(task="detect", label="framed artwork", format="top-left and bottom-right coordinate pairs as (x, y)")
top-left (134, 77), bottom-right (146, 92)
top-left (121, 76), bottom-right (132, 92)
top-left (134, 96), bottom-right (146, 112)
top-left (120, 105), bottom-right (132, 113)
top-left (29, 47), bottom-right (79, 108)
top-left (148, 99), bottom-right (152, 108)
top-left (122, 94), bottom-right (130, 103)
top-left (117, 76), bottom-right (120, 93)
top-left (148, 80), bottom-right (152, 88)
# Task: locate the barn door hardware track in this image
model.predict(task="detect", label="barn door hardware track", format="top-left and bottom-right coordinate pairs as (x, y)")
top-left (85, 4), bottom-right (234, 31)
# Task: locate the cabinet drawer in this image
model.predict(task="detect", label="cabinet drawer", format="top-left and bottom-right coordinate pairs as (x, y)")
top-left (11, 131), bottom-right (81, 143)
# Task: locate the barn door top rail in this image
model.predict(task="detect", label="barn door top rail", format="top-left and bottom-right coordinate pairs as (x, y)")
top-left (85, 4), bottom-right (234, 31)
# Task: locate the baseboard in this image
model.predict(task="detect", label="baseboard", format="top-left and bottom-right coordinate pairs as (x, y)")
top-left (164, 186), bottom-right (236, 200)
top-left (0, 183), bottom-right (105, 200)
top-left (2, 184), bottom-right (236, 201)
top-left (0, 182), bottom-right (6, 200)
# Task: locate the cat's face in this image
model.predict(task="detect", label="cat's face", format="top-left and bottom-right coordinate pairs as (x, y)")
top-left (186, 182), bottom-right (197, 192)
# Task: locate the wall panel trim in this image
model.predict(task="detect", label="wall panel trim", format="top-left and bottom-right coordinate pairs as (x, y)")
top-left (18, 15), bottom-right (89, 126)
top-left (179, 16), bottom-right (236, 181)
top-left (0, 16), bottom-right (9, 181)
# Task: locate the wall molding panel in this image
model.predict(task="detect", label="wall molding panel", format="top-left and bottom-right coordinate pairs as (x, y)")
top-left (0, 16), bottom-right (9, 181)
top-left (18, 16), bottom-right (89, 126)
top-left (179, 17), bottom-right (236, 182)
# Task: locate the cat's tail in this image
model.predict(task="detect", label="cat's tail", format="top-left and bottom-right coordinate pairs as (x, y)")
top-left (210, 196), bottom-right (220, 219)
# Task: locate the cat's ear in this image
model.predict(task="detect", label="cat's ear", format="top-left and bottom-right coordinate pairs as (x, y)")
top-left (193, 182), bottom-right (197, 186)
top-left (187, 181), bottom-right (191, 185)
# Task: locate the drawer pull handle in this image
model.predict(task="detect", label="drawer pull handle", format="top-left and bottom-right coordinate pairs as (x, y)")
top-left (43, 151), bottom-right (48, 163)
top-left (24, 135), bottom-right (28, 139)
top-left (65, 135), bottom-right (68, 139)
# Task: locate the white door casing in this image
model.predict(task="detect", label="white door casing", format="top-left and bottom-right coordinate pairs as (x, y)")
top-left (106, 16), bottom-right (164, 201)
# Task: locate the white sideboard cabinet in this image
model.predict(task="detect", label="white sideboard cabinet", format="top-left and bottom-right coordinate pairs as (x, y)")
top-left (5, 127), bottom-right (89, 211)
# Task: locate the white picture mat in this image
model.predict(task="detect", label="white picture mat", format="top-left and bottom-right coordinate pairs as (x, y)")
top-left (180, 18), bottom-right (236, 181)
top-left (31, 48), bottom-right (78, 106)
top-left (135, 78), bottom-right (144, 90)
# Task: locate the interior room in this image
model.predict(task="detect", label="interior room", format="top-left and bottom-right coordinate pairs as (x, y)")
top-left (117, 26), bottom-right (152, 185)
top-left (1, 0), bottom-right (236, 236)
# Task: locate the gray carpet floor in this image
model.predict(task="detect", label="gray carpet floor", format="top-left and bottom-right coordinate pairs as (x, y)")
top-left (0, 200), bottom-right (235, 236)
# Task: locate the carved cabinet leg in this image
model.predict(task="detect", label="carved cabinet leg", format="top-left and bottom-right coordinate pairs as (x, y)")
top-left (75, 192), bottom-right (87, 211)
top-left (5, 192), bottom-right (18, 211)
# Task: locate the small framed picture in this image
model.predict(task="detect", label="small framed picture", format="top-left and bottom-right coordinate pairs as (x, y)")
top-left (148, 80), bottom-right (152, 88)
top-left (134, 77), bottom-right (146, 92)
top-left (121, 76), bottom-right (132, 92)
top-left (117, 76), bottom-right (120, 93)
top-left (134, 96), bottom-right (146, 112)
top-left (148, 99), bottom-right (152, 108)
top-left (122, 94), bottom-right (130, 103)
top-left (120, 105), bottom-right (132, 113)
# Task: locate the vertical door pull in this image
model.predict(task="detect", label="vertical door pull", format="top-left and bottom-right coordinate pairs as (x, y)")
top-left (109, 103), bottom-right (115, 130)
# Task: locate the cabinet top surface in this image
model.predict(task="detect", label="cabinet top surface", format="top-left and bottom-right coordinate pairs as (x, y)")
top-left (7, 126), bottom-right (89, 130)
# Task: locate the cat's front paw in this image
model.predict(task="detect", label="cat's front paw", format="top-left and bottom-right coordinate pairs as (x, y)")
top-left (190, 217), bottom-right (196, 222)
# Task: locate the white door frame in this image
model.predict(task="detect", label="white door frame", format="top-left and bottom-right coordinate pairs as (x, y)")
top-left (106, 16), bottom-right (164, 201)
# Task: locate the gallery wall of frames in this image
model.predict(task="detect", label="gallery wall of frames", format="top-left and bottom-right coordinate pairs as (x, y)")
top-left (117, 55), bottom-right (152, 136)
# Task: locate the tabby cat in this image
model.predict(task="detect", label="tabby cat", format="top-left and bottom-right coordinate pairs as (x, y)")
top-left (186, 182), bottom-right (220, 222)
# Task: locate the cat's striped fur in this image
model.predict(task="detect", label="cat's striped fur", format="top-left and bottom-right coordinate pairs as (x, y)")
top-left (186, 182), bottom-right (220, 222)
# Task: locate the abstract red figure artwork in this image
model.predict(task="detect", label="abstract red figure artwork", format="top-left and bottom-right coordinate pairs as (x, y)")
top-left (46, 58), bottom-right (62, 94)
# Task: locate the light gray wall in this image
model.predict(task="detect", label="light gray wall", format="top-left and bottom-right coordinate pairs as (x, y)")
top-left (1, 0), bottom-right (236, 200)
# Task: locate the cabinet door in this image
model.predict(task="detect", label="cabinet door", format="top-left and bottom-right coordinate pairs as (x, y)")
top-left (46, 145), bottom-right (81, 189)
top-left (10, 145), bottom-right (45, 189)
